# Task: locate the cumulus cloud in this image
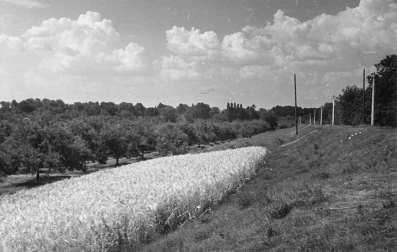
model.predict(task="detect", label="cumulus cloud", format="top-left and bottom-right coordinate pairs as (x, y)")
top-left (16, 11), bottom-right (145, 73)
top-left (0, 11), bottom-right (146, 101)
top-left (231, 0), bottom-right (395, 72)
top-left (0, 0), bottom-right (50, 8)
top-left (159, 0), bottom-right (397, 106)
top-left (166, 26), bottom-right (219, 59)
top-left (157, 55), bottom-right (200, 81)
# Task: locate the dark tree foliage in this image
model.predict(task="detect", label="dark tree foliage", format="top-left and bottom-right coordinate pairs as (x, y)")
top-left (100, 123), bottom-right (127, 166)
top-left (337, 86), bottom-right (363, 125)
top-left (156, 123), bottom-right (188, 155)
top-left (333, 54), bottom-right (397, 126)
top-left (369, 55), bottom-right (397, 126)
top-left (225, 102), bottom-right (259, 121)
top-left (0, 95), bottom-right (322, 178)
top-left (185, 103), bottom-right (211, 121)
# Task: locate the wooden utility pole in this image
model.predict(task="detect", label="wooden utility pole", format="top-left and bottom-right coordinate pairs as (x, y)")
top-left (313, 109), bottom-right (316, 125)
top-left (371, 73), bottom-right (375, 126)
top-left (294, 73), bottom-right (298, 135)
top-left (363, 68), bottom-right (366, 124)
top-left (331, 96), bottom-right (335, 126)
top-left (320, 106), bottom-right (323, 126)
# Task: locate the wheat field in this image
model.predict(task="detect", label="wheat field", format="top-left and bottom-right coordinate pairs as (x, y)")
top-left (0, 146), bottom-right (266, 251)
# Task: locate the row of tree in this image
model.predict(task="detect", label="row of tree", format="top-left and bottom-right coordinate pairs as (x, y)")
top-left (0, 114), bottom-right (272, 179)
top-left (294, 55), bottom-right (396, 127)
top-left (225, 103), bottom-right (259, 121)
top-left (0, 97), bottom-right (288, 180)
top-left (335, 55), bottom-right (396, 126)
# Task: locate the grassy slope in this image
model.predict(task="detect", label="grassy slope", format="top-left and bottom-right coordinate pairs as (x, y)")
top-left (142, 126), bottom-right (397, 251)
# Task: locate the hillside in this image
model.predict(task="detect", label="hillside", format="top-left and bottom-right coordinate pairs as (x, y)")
top-left (142, 126), bottom-right (397, 251)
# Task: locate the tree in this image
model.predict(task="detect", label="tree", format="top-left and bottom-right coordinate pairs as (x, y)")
top-left (0, 97), bottom-right (284, 179)
top-left (179, 123), bottom-right (199, 145)
top-left (368, 55), bottom-right (397, 126)
top-left (186, 103), bottom-right (211, 121)
top-left (133, 121), bottom-right (156, 159)
top-left (156, 123), bottom-right (188, 155)
top-left (0, 138), bottom-right (21, 176)
top-left (100, 102), bottom-right (118, 116)
top-left (264, 114), bottom-right (278, 130)
top-left (337, 86), bottom-right (363, 125)
top-left (100, 123), bottom-right (127, 166)
top-left (12, 120), bottom-right (45, 180)
top-left (193, 121), bottom-right (216, 145)
top-left (209, 107), bottom-right (220, 118)
top-left (19, 144), bottom-right (43, 180)
top-left (68, 119), bottom-right (98, 162)
top-left (67, 136), bottom-right (92, 171)
top-left (134, 103), bottom-right (146, 117)
top-left (158, 105), bottom-right (177, 122)
top-left (0, 121), bottom-right (12, 143)
top-left (176, 103), bottom-right (189, 114)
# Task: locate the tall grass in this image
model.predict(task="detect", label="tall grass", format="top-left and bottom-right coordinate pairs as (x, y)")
top-left (0, 146), bottom-right (266, 251)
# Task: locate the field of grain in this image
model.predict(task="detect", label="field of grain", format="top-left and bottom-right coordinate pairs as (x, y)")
top-left (0, 146), bottom-right (266, 251)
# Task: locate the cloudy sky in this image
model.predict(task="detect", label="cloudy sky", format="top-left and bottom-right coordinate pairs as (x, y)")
top-left (0, 0), bottom-right (396, 108)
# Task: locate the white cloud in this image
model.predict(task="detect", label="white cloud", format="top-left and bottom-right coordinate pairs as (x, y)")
top-left (166, 26), bottom-right (219, 59)
top-left (239, 65), bottom-right (274, 80)
top-left (109, 43), bottom-right (145, 72)
top-left (159, 0), bottom-right (397, 106)
top-left (0, 11), bottom-right (146, 101)
top-left (157, 55), bottom-right (200, 81)
top-left (0, 0), bottom-right (49, 8)
top-left (17, 11), bottom-right (145, 73)
top-left (223, 0), bottom-right (396, 69)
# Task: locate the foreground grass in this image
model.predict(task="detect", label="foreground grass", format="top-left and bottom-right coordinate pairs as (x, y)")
top-left (0, 147), bottom-right (266, 252)
top-left (142, 126), bottom-right (396, 251)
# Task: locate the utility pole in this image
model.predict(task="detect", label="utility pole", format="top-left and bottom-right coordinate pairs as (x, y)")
top-left (313, 109), bottom-right (316, 125)
top-left (294, 73), bottom-right (298, 135)
top-left (320, 106), bottom-right (323, 126)
top-left (363, 68), bottom-right (366, 124)
top-left (371, 73), bottom-right (375, 126)
top-left (331, 96), bottom-right (335, 126)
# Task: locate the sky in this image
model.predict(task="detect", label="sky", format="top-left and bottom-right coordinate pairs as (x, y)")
top-left (0, 0), bottom-right (396, 109)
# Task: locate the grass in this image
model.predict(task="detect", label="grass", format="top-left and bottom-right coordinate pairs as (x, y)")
top-left (141, 126), bottom-right (397, 251)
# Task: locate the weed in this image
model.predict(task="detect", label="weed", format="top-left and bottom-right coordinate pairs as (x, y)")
top-left (269, 201), bottom-right (292, 219)
top-left (342, 160), bottom-right (359, 174)
top-left (312, 171), bottom-right (330, 180)
top-left (236, 191), bottom-right (255, 209)
top-left (198, 213), bottom-right (212, 224)
top-left (194, 229), bottom-right (212, 242)
top-left (266, 226), bottom-right (278, 238)
top-left (292, 214), bottom-right (315, 227)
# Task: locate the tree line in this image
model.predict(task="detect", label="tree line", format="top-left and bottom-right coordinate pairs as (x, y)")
top-left (308, 55), bottom-right (396, 127)
top-left (290, 55), bottom-right (396, 127)
top-left (335, 55), bottom-right (396, 126)
top-left (0, 100), bottom-right (289, 179)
